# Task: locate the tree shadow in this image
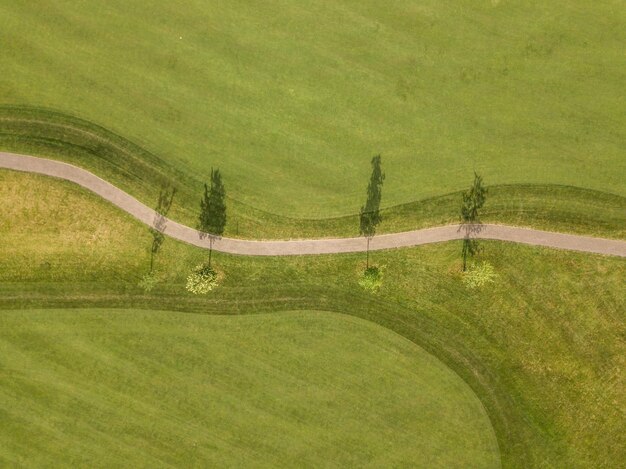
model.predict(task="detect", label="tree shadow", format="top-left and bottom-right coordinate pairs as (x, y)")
top-left (458, 222), bottom-right (485, 238)
top-left (149, 185), bottom-right (176, 272)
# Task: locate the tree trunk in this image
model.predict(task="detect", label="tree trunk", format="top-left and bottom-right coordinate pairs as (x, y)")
top-left (208, 237), bottom-right (213, 268)
top-left (462, 238), bottom-right (468, 272)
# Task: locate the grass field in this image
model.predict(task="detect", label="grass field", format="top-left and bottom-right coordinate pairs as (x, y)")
top-left (1, 170), bottom-right (624, 467)
top-left (1, 1), bottom-right (624, 218)
top-left (2, 1), bottom-right (624, 465)
top-left (0, 309), bottom-right (500, 467)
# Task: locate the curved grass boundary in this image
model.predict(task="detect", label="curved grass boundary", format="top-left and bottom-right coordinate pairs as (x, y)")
top-left (1, 106), bottom-right (625, 239)
top-left (2, 170), bottom-right (624, 467)
top-left (2, 152), bottom-right (625, 257)
top-left (0, 309), bottom-right (500, 468)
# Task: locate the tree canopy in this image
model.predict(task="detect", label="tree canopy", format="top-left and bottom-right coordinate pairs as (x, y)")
top-left (460, 172), bottom-right (487, 271)
top-left (199, 168), bottom-right (227, 238)
top-left (461, 172), bottom-right (487, 224)
top-left (359, 155), bottom-right (385, 239)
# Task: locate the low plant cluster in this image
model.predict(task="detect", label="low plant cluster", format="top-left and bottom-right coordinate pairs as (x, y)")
top-left (358, 266), bottom-right (383, 292)
top-left (138, 271), bottom-right (158, 292)
top-left (186, 263), bottom-right (219, 294)
top-left (462, 261), bottom-right (497, 289)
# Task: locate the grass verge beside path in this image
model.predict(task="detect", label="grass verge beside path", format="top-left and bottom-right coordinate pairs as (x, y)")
top-left (1, 169), bottom-right (625, 467)
top-left (0, 309), bottom-right (500, 468)
top-left (1, 109), bottom-right (625, 240)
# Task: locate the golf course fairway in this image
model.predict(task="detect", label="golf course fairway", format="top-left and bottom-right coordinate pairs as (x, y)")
top-left (0, 309), bottom-right (499, 468)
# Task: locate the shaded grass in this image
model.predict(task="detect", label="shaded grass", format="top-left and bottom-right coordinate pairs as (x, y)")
top-left (1, 0), bottom-right (624, 217)
top-left (0, 309), bottom-right (500, 468)
top-left (1, 168), bottom-right (625, 467)
top-left (1, 110), bottom-right (625, 240)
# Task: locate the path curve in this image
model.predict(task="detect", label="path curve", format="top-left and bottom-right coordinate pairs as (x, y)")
top-left (2, 151), bottom-right (625, 257)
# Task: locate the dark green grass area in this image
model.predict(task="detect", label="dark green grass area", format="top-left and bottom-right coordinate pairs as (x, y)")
top-left (2, 171), bottom-right (624, 467)
top-left (0, 310), bottom-right (500, 468)
top-left (1, 1), bottom-right (624, 217)
top-left (1, 109), bottom-right (625, 239)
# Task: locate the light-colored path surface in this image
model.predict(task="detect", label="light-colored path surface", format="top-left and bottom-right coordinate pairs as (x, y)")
top-left (2, 151), bottom-right (625, 257)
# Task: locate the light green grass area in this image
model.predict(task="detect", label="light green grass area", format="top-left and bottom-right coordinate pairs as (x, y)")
top-left (1, 1), bottom-right (624, 218)
top-left (0, 309), bottom-right (500, 468)
top-left (2, 170), bottom-right (624, 468)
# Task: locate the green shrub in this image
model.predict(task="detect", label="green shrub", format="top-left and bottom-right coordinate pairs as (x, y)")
top-left (462, 262), bottom-right (497, 289)
top-left (358, 266), bottom-right (383, 292)
top-left (186, 263), bottom-right (219, 294)
top-left (138, 272), bottom-right (158, 292)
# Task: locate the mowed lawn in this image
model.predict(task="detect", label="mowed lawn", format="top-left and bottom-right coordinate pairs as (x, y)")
top-left (1, 0), bottom-right (624, 217)
top-left (0, 309), bottom-right (500, 468)
top-left (2, 171), bottom-right (625, 467)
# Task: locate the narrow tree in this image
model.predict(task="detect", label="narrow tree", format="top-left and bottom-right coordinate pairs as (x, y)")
top-left (149, 185), bottom-right (176, 272)
top-left (460, 172), bottom-right (487, 271)
top-left (198, 168), bottom-right (227, 268)
top-left (359, 155), bottom-right (385, 269)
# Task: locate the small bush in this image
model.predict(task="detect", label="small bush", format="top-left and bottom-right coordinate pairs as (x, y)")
top-left (186, 263), bottom-right (219, 294)
top-left (462, 262), bottom-right (497, 289)
top-left (358, 266), bottom-right (383, 292)
top-left (138, 272), bottom-right (158, 292)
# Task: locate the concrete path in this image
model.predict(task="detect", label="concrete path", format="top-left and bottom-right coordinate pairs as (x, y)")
top-left (2, 151), bottom-right (625, 257)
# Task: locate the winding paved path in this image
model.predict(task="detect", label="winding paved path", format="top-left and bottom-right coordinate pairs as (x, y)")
top-left (2, 151), bottom-right (625, 257)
